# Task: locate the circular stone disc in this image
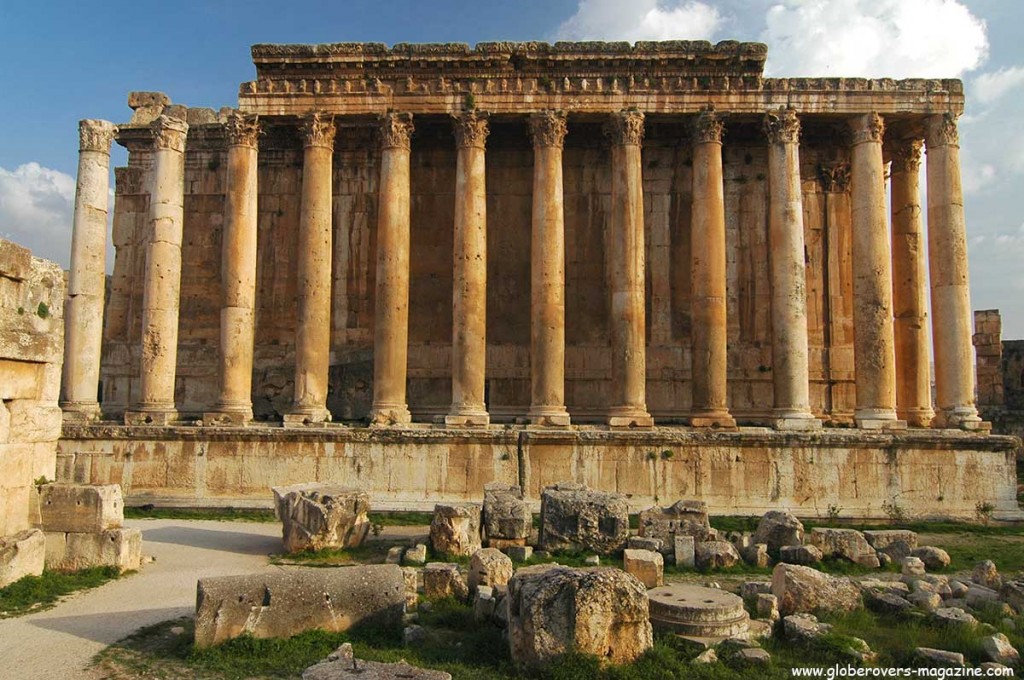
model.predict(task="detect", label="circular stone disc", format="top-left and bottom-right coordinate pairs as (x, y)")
top-left (647, 584), bottom-right (750, 637)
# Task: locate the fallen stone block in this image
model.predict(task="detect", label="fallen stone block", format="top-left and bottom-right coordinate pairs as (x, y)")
top-left (901, 556), bottom-right (926, 577)
top-left (674, 534), bottom-right (696, 568)
top-left (429, 503), bottom-right (482, 557)
top-left (481, 483), bottom-right (530, 548)
top-left (771, 563), bottom-right (862, 616)
top-left (738, 647), bottom-right (771, 665)
top-left (779, 544), bottom-right (823, 566)
top-left (756, 593), bottom-right (779, 621)
top-left (507, 565), bottom-right (652, 669)
top-left (1000, 580), bottom-right (1024, 613)
top-left (473, 585), bottom-right (496, 623)
top-left (403, 544), bottom-right (427, 566)
top-left (468, 548), bottom-right (513, 596)
top-left (627, 536), bottom-right (662, 552)
top-left (807, 528), bottom-right (878, 566)
top-left (401, 567), bottom-right (419, 610)
top-left (0, 529), bottom-right (44, 588)
top-left (783, 613), bottom-right (832, 642)
top-left (865, 590), bottom-right (912, 614)
top-left (742, 543), bottom-right (771, 568)
top-left (385, 546), bottom-right (403, 564)
top-left (423, 562), bottom-right (468, 601)
top-left (911, 546), bottom-right (950, 570)
top-left (638, 500), bottom-right (712, 556)
top-left (272, 484), bottom-right (370, 553)
top-left (966, 584), bottom-right (1000, 608)
top-left (38, 484), bottom-right (123, 533)
top-left (194, 565), bottom-right (405, 648)
top-left (971, 560), bottom-right (1002, 590)
top-left (45, 528), bottom-right (142, 572)
top-left (302, 642), bottom-right (451, 680)
top-left (914, 647), bottom-right (965, 668)
top-left (695, 541), bottom-right (740, 571)
top-left (863, 530), bottom-right (918, 561)
top-left (981, 633), bottom-right (1020, 666)
top-left (930, 607), bottom-right (978, 629)
top-left (623, 549), bottom-right (663, 588)
top-left (752, 510), bottom-right (804, 554)
top-left (539, 482), bottom-right (629, 555)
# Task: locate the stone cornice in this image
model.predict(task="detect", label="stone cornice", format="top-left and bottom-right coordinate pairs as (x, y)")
top-left (79, 119), bottom-right (118, 154)
top-left (150, 115), bottom-right (188, 153)
top-left (224, 111), bottom-right (260, 148)
top-left (693, 106), bottom-right (724, 144)
top-left (925, 113), bottom-right (959, 148)
top-left (301, 112), bottom-right (336, 149)
top-left (379, 112), bottom-right (414, 150)
top-left (529, 110), bottom-right (568, 149)
top-left (605, 110), bottom-right (645, 146)
top-left (763, 107), bottom-right (799, 145)
top-left (452, 110), bottom-right (489, 149)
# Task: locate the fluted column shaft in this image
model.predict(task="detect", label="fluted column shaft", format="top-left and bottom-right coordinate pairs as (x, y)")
top-left (62, 119), bottom-right (117, 422)
top-left (125, 115), bottom-right (188, 426)
top-left (690, 108), bottom-right (735, 428)
top-left (606, 110), bottom-right (653, 427)
top-left (764, 108), bottom-right (820, 430)
top-left (890, 139), bottom-right (935, 427)
top-left (284, 113), bottom-right (335, 426)
top-left (447, 111), bottom-right (490, 427)
top-left (370, 112), bottom-right (414, 426)
top-left (925, 114), bottom-right (985, 430)
top-left (206, 112), bottom-right (260, 426)
top-left (849, 113), bottom-right (904, 429)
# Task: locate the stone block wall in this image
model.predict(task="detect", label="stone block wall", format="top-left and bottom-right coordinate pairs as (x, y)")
top-left (973, 309), bottom-right (1024, 443)
top-left (0, 239), bottom-right (65, 537)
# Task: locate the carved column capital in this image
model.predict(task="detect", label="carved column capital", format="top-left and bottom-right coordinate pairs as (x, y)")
top-left (79, 119), bottom-right (118, 154)
top-left (819, 162), bottom-right (851, 192)
top-left (848, 112), bottom-right (885, 146)
top-left (379, 112), bottom-right (414, 150)
top-left (452, 110), bottom-right (489, 149)
top-left (224, 111), bottom-right (260, 148)
top-left (150, 115), bottom-right (188, 153)
top-left (890, 138), bottom-right (923, 174)
top-left (925, 113), bottom-right (959, 148)
top-left (693, 106), bottom-right (725, 144)
top-left (529, 110), bottom-right (568, 149)
top-left (764, 107), bottom-right (800, 145)
top-left (605, 109), bottom-right (645, 147)
top-left (301, 112), bottom-right (336, 149)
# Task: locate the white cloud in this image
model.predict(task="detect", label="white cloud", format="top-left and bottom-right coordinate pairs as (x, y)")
top-left (762, 0), bottom-right (988, 78)
top-left (555, 0), bottom-right (722, 42)
top-left (973, 66), bottom-right (1024, 106)
top-left (0, 162), bottom-right (75, 267)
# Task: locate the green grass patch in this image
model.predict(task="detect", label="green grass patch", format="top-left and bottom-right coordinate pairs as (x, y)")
top-left (124, 505), bottom-right (277, 522)
top-left (0, 566), bottom-right (121, 618)
top-left (369, 511), bottom-right (434, 526)
top-left (270, 540), bottom-right (404, 567)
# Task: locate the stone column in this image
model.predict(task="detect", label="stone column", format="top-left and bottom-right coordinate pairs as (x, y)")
top-left (370, 112), bottom-right (414, 426)
top-left (205, 112), bottom-right (260, 426)
top-left (606, 110), bottom-right (653, 427)
top-left (446, 111), bottom-right (490, 427)
top-left (889, 138), bottom-right (935, 427)
top-left (764, 108), bottom-right (820, 430)
top-left (61, 119), bottom-right (117, 422)
top-left (689, 107), bottom-right (735, 428)
top-left (125, 115), bottom-right (188, 426)
top-left (527, 111), bottom-right (571, 427)
top-left (848, 113), bottom-right (905, 429)
top-left (925, 113), bottom-right (986, 430)
top-left (283, 112), bottom-right (335, 427)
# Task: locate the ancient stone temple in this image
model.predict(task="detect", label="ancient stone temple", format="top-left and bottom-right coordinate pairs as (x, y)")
top-left (56, 41), bottom-right (1020, 518)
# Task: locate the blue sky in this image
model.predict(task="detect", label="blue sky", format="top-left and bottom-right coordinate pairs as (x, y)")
top-left (2, 0), bottom-right (1024, 336)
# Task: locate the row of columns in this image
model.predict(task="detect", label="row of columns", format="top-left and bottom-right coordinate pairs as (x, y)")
top-left (60, 108), bottom-right (984, 431)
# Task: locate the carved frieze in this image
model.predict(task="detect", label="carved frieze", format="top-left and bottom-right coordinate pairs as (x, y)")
top-left (529, 110), bottom-right (568, 149)
top-left (848, 112), bottom-right (885, 146)
top-left (819, 162), bottom-right (851, 192)
top-left (79, 119), bottom-right (118, 154)
top-left (223, 111), bottom-right (260, 148)
top-left (693, 106), bottom-right (724, 144)
top-left (763, 107), bottom-right (800, 145)
top-left (452, 110), bottom-right (489, 149)
top-left (150, 115), bottom-right (188, 153)
top-left (605, 109), bottom-right (645, 146)
top-left (301, 112), bottom-right (336, 149)
top-left (379, 112), bottom-right (414, 150)
top-left (925, 113), bottom-right (959, 148)
top-left (889, 139), bottom-right (923, 174)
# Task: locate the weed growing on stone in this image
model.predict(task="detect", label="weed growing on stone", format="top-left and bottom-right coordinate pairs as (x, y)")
top-left (0, 566), bottom-right (121, 619)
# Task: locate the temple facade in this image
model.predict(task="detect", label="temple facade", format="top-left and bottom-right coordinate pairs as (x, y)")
top-left (55, 42), bottom-right (1020, 517)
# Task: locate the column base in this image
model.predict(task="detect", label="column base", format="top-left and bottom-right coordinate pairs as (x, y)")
top-left (772, 412), bottom-right (822, 431)
top-left (282, 407), bottom-right (331, 428)
top-left (854, 409), bottom-right (907, 430)
top-left (607, 407), bottom-right (654, 428)
top-left (690, 410), bottom-right (738, 430)
top-left (124, 406), bottom-right (178, 426)
top-left (897, 408), bottom-right (935, 428)
top-left (934, 407), bottom-right (991, 432)
top-left (444, 408), bottom-right (490, 427)
top-left (60, 402), bottom-right (102, 424)
top-left (202, 407), bottom-right (254, 427)
top-left (369, 404), bottom-right (412, 427)
top-left (527, 407), bottom-right (571, 427)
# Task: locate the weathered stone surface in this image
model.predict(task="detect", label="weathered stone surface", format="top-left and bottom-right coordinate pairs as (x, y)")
top-left (739, 581), bottom-right (772, 601)
top-left (738, 647), bottom-right (771, 665)
top-left (46, 528), bottom-right (142, 572)
top-left (0, 529), bottom-right (44, 588)
top-left (401, 566), bottom-right (419, 610)
top-left (1000, 580), bottom-right (1024, 613)
top-left (865, 590), bottom-right (912, 614)
top-left (807, 528), bottom-right (878, 566)
top-left (638, 500), bottom-right (712, 554)
top-left (914, 648), bottom-right (965, 667)
top-left (623, 549), bottom-right (663, 588)
top-left (909, 590), bottom-right (942, 612)
top-left (627, 536), bottom-right (662, 552)
top-left (966, 584), bottom-right (1000, 608)
top-left (675, 534), bottom-right (696, 568)
top-left (194, 565), bottom-right (405, 648)
top-left (752, 510), bottom-right (804, 553)
top-left (771, 563), bottom-right (862, 615)
top-left (272, 484), bottom-right (370, 553)
top-left (757, 593), bottom-right (780, 621)
top-left (695, 541), bottom-right (740, 570)
top-left (779, 544), bottom-right (823, 565)
top-left (742, 543), bottom-right (771, 568)
top-left (507, 545), bottom-right (532, 562)
top-left (37, 483), bottom-right (124, 534)
top-left (385, 546), bottom-right (403, 564)
top-left (507, 565), bottom-right (652, 669)
top-left (481, 483), bottom-right (530, 547)
top-left (783, 613), bottom-right (832, 642)
top-left (423, 562), bottom-right (469, 601)
top-left (901, 556), bottom-right (926, 576)
top-left (468, 548), bottom-right (513, 596)
top-left (473, 585), bottom-right (496, 622)
top-left (863, 530), bottom-right (918, 560)
top-left (971, 560), bottom-right (1002, 590)
top-left (429, 503), bottom-right (482, 557)
top-left (981, 633), bottom-right (1020, 665)
top-left (911, 546), bottom-right (951, 570)
top-left (931, 607), bottom-right (978, 628)
top-left (404, 544), bottom-right (427, 565)
top-left (539, 483), bottom-right (629, 555)
top-left (302, 643), bottom-right (452, 680)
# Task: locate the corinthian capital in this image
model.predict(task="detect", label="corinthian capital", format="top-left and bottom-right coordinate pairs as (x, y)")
top-left (693, 106), bottom-right (724, 144)
top-left (150, 115), bottom-right (188, 153)
top-left (79, 119), bottom-right (118, 154)
top-left (379, 112), bottom-right (414, 150)
top-left (301, 112), bottom-right (336, 149)
top-left (763, 107), bottom-right (800, 145)
top-left (224, 111), bottom-right (260, 148)
top-left (529, 110), bottom-right (567, 149)
top-left (848, 112), bottom-right (885, 146)
top-left (819, 162), bottom-right (851, 192)
top-left (605, 109), bottom-right (645, 146)
top-left (925, 113), bottom-right (959, 148)
top-left (889, 138), bottom-right (923, 174)
top-left (452, 110), bottom-right (489, 149)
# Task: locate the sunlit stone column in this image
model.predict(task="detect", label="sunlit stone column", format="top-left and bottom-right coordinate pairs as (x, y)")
top-left (689, 107), bottom-right (735, 429)
top-left (370, 112), bottom-right (414, 426)
top-left (925, 113), bottom-right (986, 430)
top-left (764, 108), bottom-right (820, 430)
top-left (889, 138), bottom-right (935, 427)
top-left (61, 119), bottom-right (117, 423)
top-left (283, 112), bottom-right (335, 427)
top-left (205, 112), bottom-right (260, 426)
top-left (125, 115), bottom-right (188, 426)
top-left (849, 112), bottom-right (905, 429)
top-left (446, 111), bottom-right (490, 427)
top-left (606, 110), bottom-right (653, 428)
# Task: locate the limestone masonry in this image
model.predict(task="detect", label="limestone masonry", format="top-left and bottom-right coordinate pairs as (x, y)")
top-left (54, 41), bottom-right (1021, 518)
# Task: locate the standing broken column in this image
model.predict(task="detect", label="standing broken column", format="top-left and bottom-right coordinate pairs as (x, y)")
top-left (889, 138), bottom-right (934, 427)
top-left (848, 112), bottom-right (904, 429)
top-left (125, 115), bottom-right (188, 426)
top-left (527, 111), bottom-right (571, 427)
top-left (284, 112), bottom-right (335, 427)
top-left (764, 108), bottom-right (819, 430)
top-left (605, 110), bottom-right (653, 427)
top-left (370, 112), bottom-right (414, 426)
top-left (689, 106), bottom-right (735, 428)
top-left (446, 111), bottom-right (490, 427)
top-left (925, 114), bottom-right (986, 430)
top-left (205, 112), bottom-right (260, 426)
top-left (61, 119), bottom-right (117, 423)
